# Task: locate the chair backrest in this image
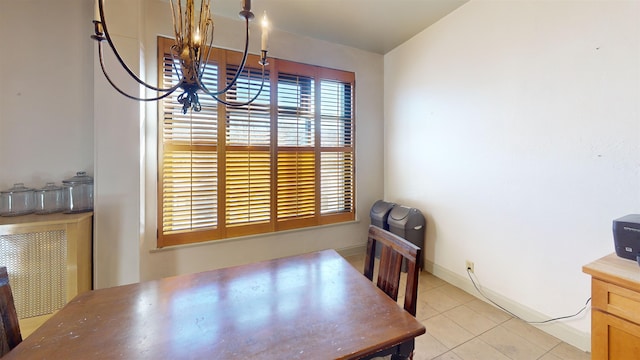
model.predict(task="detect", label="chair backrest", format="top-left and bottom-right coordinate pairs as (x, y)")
top-left (0, 266), bottom-right (22, 357)
top-left (364, 225), bottom-right (422, 316)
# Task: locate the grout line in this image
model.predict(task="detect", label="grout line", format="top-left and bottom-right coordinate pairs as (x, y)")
top-left (343, 255), bottom-right (586, 360)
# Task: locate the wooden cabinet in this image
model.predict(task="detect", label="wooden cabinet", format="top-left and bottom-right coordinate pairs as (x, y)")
top-left (0, 212), bottom-right (93, 337)
top-left (583, 253), bottom-right (640, 359)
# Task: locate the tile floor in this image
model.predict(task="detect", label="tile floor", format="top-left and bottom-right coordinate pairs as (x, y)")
top-left (343, 253), bottom-right (591, 360)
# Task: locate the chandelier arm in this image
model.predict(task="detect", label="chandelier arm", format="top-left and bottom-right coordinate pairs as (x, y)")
top-left (194, 16), bottom-right (252, 97)
top-left (97, 0), bottom-right (176, 93)
top-left (178, 0), bottom-right (184, 41)
top-left (197, 19), bottom-right (215, 84)
top-left (169, 44), bottom-right (188, 82)
top-left (206, 67), bottom-right (267, 107)
top-left (94, 0), bottom-right (270, 113)
top-left (168, 1), bottom-right (181, 44)
top-left (221, 16), bottom-right (252, 94)
top-left (98, 42), bottom-right (182, 102)
top-left (196, 0), bottom-right (213, 78)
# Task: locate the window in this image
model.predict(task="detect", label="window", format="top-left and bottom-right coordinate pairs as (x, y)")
top-left (157, 37), bottom-right (355, 247)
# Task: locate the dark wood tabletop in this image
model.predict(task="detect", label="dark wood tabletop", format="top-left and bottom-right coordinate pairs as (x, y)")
top-left (6, 249), bottom-right (425, 359)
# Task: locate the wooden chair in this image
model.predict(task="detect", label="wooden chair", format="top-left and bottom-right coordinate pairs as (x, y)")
top-left (0, 266), bottom-right (22, 357)
top-left (363, 225), bottom-right (422, 360)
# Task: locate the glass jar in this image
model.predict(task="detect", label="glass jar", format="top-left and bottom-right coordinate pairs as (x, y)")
top-left (35, 182), bottom-right (63, 214)
top-left (62, 172), bottom-right (94, 213)
top-left (0, 183), bottom-right (36, 216)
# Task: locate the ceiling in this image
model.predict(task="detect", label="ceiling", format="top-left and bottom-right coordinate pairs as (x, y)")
top-left (210, 0), bottom-right (470, 54)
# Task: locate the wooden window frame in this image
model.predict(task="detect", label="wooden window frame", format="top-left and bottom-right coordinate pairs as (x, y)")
top-left (157, 37), bottom-right (355, 248)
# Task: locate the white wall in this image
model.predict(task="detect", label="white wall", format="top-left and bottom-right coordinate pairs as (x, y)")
top-left (93, 0), bottom-right (144, 288)
top-left (0, 0), bottom-right (93, 189)
top-left (384, 0), bottom-right (640, 351)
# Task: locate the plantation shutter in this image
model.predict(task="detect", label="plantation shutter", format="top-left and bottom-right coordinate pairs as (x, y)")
top-left (157, 37), bottom-right (355, 247)
top-left (320, 78), bottom-right (354, 215)
top-left (158, 37), bottom-right (220, 247)
top-left (276, 73), bottom-right (316, 228)
top-left (224, 63), bottom-right (272, 237)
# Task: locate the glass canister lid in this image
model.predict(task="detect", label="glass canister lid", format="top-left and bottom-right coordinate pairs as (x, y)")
top-left (63, 171), bottom-right (93, 185)
top-left (1, 183), bottom-right (34, 194)
top-left (38, 182), bottom-right (62, 191)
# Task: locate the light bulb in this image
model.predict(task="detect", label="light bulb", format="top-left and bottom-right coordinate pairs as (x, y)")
top-left (261, 11), bottom-right (269, 51)
top-left (194, 28), bottom-right (201, 47)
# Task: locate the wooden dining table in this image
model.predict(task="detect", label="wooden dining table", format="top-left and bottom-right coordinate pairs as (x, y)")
top-left (6, 249), bottom-right (425, 359)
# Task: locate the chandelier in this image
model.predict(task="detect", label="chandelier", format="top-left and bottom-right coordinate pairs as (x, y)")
top-left (92, 0), bottom-right (269, 114)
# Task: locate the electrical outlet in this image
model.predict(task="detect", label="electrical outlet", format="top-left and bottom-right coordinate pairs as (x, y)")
top-left (465, 260), bottom-right (474, 273)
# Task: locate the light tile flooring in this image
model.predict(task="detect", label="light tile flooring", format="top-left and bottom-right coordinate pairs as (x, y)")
top-left (343, 254), bottom-right (591, 360)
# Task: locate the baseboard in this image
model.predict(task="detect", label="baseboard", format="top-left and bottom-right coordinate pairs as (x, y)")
top-left (423, 260), bottom-right (591, 352)
top-left (336, 244), bottom-right (367, 258)
top-left (336, 245), bottom-right (591, 352)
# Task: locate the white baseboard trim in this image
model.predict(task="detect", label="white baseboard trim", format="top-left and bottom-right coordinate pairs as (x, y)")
top-left (423, 259), bottom-right (591, 353)
top-left (336, 245), bottom-right (591, 352)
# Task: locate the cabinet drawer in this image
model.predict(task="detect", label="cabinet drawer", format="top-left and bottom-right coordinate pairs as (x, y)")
top-left (593, 278), bottom-right (640, 325)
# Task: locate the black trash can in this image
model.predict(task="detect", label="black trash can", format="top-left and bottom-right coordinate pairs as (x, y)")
top-left (370, 200), bottom-right (396, 230)
top-left (370, 200), bottom-right (396, 258)
top-left (388, 205), bottom-right (426, 270)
